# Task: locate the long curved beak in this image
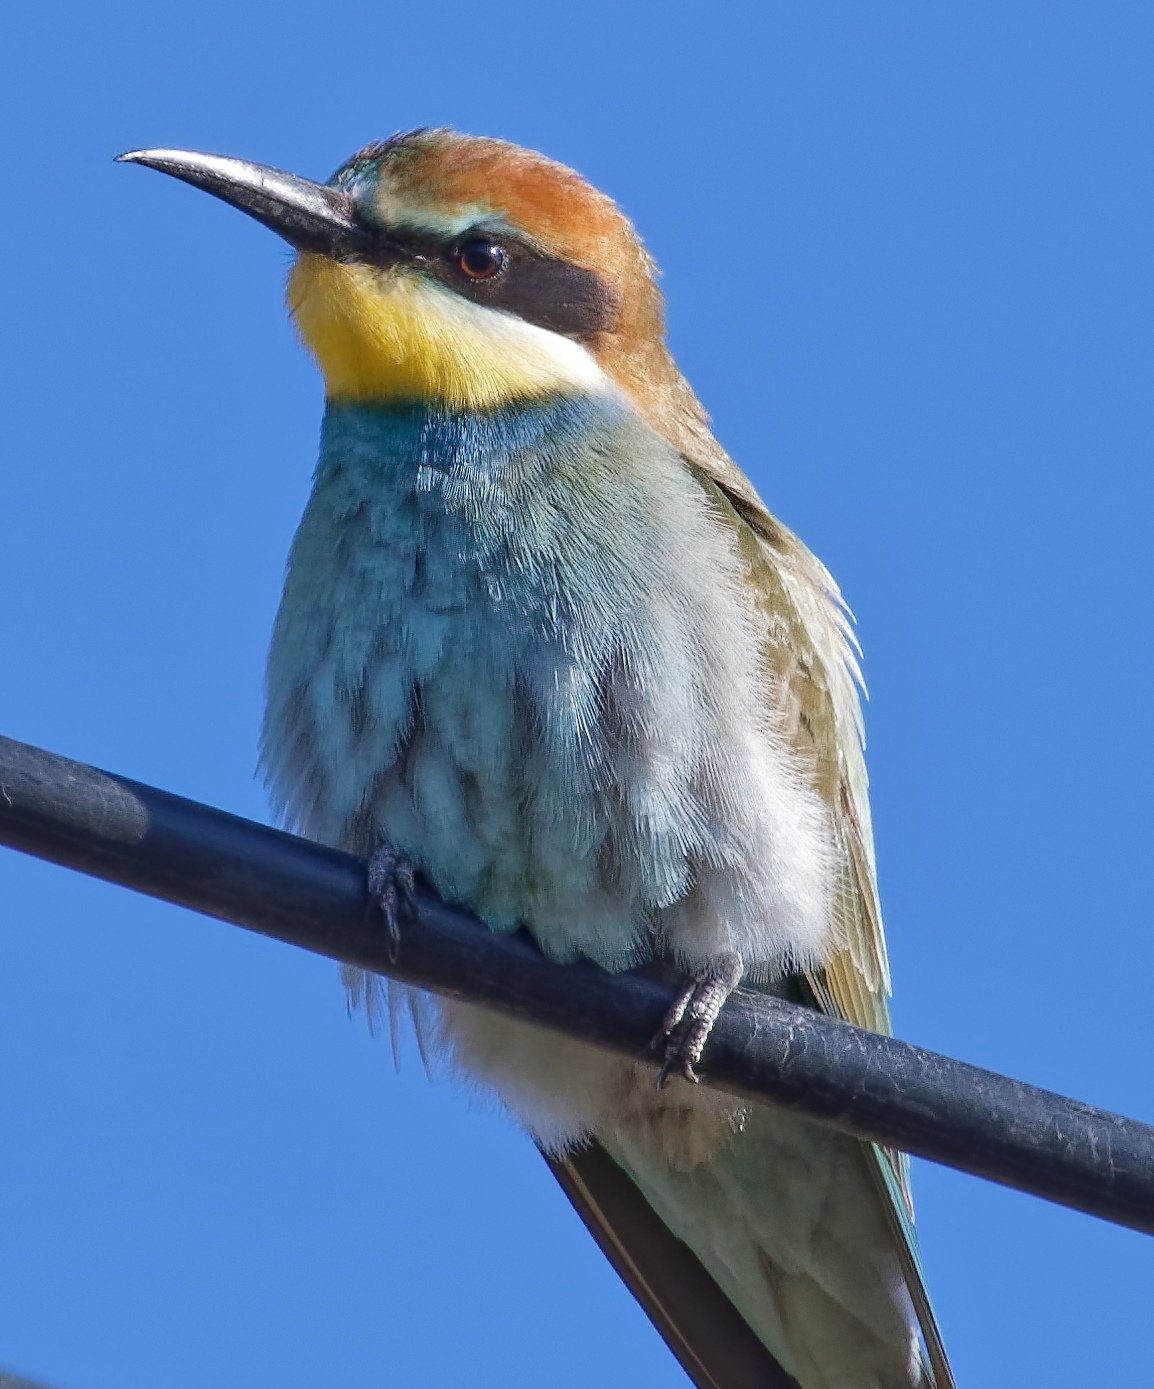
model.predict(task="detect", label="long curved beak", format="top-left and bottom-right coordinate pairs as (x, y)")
top-left (116, 149), bottom-right (374, 260)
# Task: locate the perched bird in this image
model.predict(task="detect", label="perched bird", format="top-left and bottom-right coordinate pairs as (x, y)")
top-left (120, 132), bottom-right (952, 1389)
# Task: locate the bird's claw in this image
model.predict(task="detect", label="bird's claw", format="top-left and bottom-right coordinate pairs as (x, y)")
top-left (367, 842), bottom-right (419, 961)
top-left (652, 952), bottom-right (743, 1088)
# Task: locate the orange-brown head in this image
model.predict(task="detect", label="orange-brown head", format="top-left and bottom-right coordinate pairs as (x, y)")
top-left (118, 131), bottom-right (718, 462)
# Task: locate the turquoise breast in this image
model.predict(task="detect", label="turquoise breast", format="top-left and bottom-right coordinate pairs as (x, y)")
top-left (260, 391), bottom-right (833, 982)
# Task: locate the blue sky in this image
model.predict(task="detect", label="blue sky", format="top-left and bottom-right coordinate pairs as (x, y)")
top-left (2, 4), bottom-right (1152, 1386)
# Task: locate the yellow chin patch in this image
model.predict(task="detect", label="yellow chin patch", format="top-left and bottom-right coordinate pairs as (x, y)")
top-left (287, 254), bottom-right (605, 408)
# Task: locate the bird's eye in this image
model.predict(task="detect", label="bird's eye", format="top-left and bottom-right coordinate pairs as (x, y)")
top-left (456, 238), bottom-right (507, 281)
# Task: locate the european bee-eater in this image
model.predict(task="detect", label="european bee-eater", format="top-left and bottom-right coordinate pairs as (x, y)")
top-left (120, 131), bottom-right (952, 1389)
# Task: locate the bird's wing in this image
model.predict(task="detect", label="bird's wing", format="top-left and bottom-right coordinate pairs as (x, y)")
top-left (686, 461), bottom-right (954, 1389)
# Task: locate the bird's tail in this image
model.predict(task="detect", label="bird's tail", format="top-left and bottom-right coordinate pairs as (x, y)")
top-left (600, 1105), bottom-right (942, 1389)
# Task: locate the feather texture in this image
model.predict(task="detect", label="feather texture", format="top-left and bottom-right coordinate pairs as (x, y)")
top-left (262, 391), bottom-right (951, 1387)
top-left (128, 124), bottom-right (952, 1389)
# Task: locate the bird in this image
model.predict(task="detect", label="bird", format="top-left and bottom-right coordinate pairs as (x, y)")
top-left (119, 131), bottom-right (952, 1389)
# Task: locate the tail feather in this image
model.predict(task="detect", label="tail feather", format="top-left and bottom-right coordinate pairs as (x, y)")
top-left (597, 1106), bottom-right (937, 1389)
top-left (547, 1141), bottom-right (800, 1389)
top-left (864, 1146), bottom-right (952, 1389)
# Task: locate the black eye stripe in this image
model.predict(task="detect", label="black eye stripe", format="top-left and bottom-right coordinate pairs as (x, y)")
top-left (353, 225), bottom-right (620, 340)
top-left (455, 244), bottom-right (619, 340)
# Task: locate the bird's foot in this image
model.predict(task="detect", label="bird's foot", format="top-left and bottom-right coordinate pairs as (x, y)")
top-left (367, 841), bottom-right (419, 961)
top-left (652, 952), bottom-right (743, 1087)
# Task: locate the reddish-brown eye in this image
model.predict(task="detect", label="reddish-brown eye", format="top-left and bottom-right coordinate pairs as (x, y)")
top-left (457, 238), bottom-right (507, 281)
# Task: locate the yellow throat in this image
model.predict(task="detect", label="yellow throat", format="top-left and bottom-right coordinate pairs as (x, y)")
top-left (287, 254), bottom-right (605, 409)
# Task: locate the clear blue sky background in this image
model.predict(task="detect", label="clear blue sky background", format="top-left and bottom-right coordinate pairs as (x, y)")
top-left (2, 4), bottom-right (1152, 1386)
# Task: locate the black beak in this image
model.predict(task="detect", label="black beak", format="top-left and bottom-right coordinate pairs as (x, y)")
top-left (116, 148), bottom-right (375, 260)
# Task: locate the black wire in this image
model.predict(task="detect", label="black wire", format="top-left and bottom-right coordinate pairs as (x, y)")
top-left (1, 732), bottom-right (1152, 1237)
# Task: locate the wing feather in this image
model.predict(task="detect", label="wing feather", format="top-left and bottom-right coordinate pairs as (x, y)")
top-left (686, 458), bottom-right (955, 1389)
